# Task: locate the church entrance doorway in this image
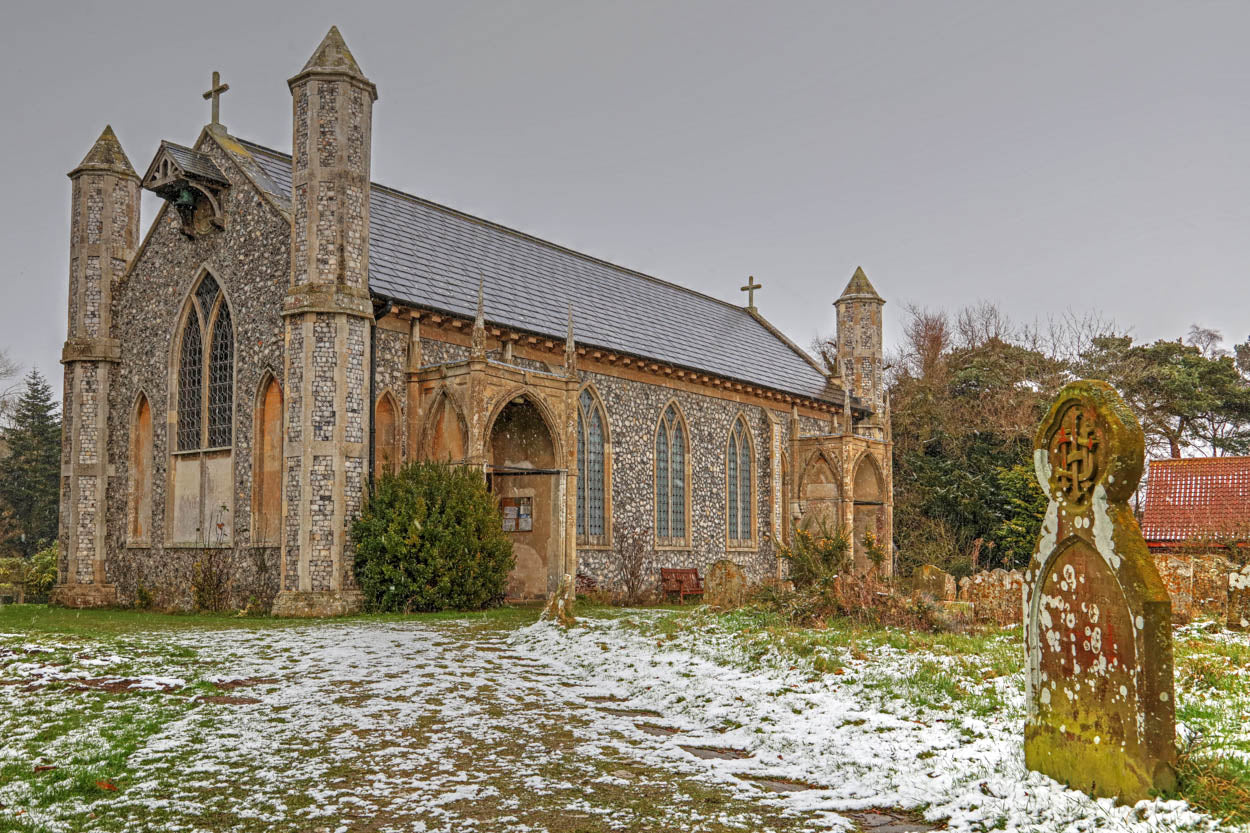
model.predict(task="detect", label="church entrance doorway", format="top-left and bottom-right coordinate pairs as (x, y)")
top-left (487, 395), bottom-right (563, 600)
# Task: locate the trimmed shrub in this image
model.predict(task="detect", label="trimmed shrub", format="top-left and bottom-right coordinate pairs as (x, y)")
top-left (352, 462), bottom-right (514, 612)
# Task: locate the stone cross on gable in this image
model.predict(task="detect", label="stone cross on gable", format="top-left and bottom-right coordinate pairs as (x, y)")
top-left (203, 71), bottom-right (229, 131)
top-left (740, 276), bottom-right (761, 310)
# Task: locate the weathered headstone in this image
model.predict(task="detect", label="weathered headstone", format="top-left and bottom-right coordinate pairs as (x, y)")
top-left (1230, 564), bottom-right (1250, 631)
top-left (704, 560), bottom-right (748, 609)
top-left (1024, 380), bottom-right (1176, 801)
top-left (912, 564), bottom-right (956, 602)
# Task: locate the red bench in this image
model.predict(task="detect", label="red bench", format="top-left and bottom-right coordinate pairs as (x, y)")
top-left (660, 568), bottom-right (703, 604)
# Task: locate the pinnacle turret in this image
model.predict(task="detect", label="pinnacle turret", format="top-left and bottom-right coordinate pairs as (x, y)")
top-left (69, 126), bottom-right (137, 180)
top-left (290, 26), bottom-right (376, 99)
top-left (837, 266), bottom-right (882, 303)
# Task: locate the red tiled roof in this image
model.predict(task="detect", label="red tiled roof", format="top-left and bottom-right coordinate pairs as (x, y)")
top-left (1140, 456), bottom-right (1250, 545)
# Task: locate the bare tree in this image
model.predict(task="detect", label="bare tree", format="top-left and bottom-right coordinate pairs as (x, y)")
top-left (1186, 324), bottom-right (1228, 359)
top-left (0, 350), bottom-right (19, 427)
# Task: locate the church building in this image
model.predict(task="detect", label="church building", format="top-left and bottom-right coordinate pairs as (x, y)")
top-left (53, 27), bottom-right (893, 615)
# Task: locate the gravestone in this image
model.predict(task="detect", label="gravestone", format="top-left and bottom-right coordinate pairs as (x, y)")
top-left (704, 560), bottom-right (748, 609)
top-left (912, 564), bottom-right (956, 602)
top-left (1230, 565), bottom-right (1250, 631)
top-left (1024, 380), bottom-right (1176, 801)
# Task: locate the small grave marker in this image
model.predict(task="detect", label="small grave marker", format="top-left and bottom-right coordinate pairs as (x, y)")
top-left (1024, 380), bottom-right (1176, 801)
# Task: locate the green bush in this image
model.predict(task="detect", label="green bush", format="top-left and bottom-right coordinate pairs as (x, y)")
top-left (352, 462), bottom-right (515, 612)
top-left (781, 521), bottom-right (851, 589)
top-left (0, 541), bottom-right (58, 604)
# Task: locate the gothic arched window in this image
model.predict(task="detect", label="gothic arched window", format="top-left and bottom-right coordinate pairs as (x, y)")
top-left (655, 402), bottom-right (689, 546)
top-left (726, 416), bottom-right (754, 546)
top-left (177, 273), bottom-right (234, 451)
top-left (169, 272), bottom-right (237, 546)
top-left (576, 387), bottom-right (609, 545)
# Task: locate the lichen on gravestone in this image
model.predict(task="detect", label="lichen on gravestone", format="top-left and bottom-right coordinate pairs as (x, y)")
top-left (1024, 380), bottom-right (1176, 802)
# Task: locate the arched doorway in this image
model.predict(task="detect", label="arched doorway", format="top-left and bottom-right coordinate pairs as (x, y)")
top-left (488, 394), bottom-right (561, 600)
top-left (798, 453), bottom-right (840, 533)
top-left (852, 454), bottom-right (886, 572)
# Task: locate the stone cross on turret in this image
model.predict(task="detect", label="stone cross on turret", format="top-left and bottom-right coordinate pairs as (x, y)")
top-left (202, 71), bottom-right (229, 133)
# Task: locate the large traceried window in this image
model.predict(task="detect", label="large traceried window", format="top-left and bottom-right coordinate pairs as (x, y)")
top-left (177, 273), bottom-right (233, 451)
top-left (726, 416), bottom-right (754, 547)
top-left (655, 402), bottom-right (689, 546)
top-left (576, 388), bottom-right (609, 545)
top-left (170, 272), bottom-right (235, 546)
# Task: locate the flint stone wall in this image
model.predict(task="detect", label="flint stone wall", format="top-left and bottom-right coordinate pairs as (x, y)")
top-left (104, 137), bottom-right (289, 611)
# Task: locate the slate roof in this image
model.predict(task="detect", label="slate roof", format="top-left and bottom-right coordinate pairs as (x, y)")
top-left (161, 142), bottom-right (230, 185)
top-left (233, 140), bottom-right (843, 405)
top-left (1140, 457), bottom-right (1250, 545)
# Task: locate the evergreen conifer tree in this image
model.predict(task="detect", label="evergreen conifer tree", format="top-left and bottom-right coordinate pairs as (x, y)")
top-left (0, 370), bottom-right (62, 557)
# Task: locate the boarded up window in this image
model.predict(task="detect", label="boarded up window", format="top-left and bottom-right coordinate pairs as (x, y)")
top-left (375, 392), bottom-right (399, 479)
top-left (254, 377), bottom-right (283, 545)
top-left (129, 395), bottom-right (153, 542)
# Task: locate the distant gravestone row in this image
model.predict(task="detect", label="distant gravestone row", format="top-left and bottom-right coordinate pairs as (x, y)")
top-left (1024, 380), bottom-right (1176, 801)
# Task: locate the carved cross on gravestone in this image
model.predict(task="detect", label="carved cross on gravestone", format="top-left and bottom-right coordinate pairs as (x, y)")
top-left (740, 276), bottom-right (761, 310)
top-left (203, 71), bottom-right (229, 131)
top-left (1024, 380), bottom-right (1176, 802)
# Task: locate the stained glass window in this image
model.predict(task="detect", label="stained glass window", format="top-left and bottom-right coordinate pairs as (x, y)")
top-left (208, 304), bottom-right (234, 448)
top-left (727, 418), bottom-right (752, 544)
top-left (656, 403), bottom-right (688, 544)
top-left (576, 389), bottom-right (609, 542)
top-left (176, 274), bottom-right (233, 452)
top-left (177, 313), bottom-right (202, 451)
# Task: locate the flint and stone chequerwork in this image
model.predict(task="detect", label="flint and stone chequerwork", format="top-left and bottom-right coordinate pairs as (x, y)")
top-left (52, 127), bottom-right (140, 608)
top-left (53, 27), bottom-right (895, 615)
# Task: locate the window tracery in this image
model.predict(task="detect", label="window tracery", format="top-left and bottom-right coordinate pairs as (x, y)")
top-left (655, 403), bottom-right (689, 545)
top-left (576, 388), bottom-right (608, 543)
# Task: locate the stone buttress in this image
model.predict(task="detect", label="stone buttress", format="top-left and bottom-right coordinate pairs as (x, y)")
top-left (52, 127), bottom-right (140, 607)
top-left (272, 27), bottom-right (378, 616)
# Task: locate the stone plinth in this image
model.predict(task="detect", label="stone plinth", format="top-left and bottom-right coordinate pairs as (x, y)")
top-left (50, 583), bottom-right (118, 609)
top-left (1024, 380), bottom-right (1176, 802)
top-left (271, 590), bottom-right (363, 618)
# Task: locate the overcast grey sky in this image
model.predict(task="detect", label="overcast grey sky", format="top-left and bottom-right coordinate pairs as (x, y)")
top-left (2, 1), bottom-right (1247, 384)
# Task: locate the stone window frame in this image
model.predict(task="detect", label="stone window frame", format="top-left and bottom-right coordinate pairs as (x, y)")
top-left (725, 413), bottom-right (757, 552)
top-left (125, 391), bottom-right (154, 548)
top-left (653, 399), bottom-right (692, 550)
top-left (165, 267), bottom-right (237, 549)
top-left (252, 372), bottom-right (284, 547)
top-left (575, 383), bottom-right (613, 550)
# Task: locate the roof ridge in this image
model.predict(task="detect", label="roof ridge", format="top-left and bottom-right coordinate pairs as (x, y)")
top-left (236, 138), bottom-right (788, 323)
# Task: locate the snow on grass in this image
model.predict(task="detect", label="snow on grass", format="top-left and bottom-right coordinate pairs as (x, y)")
top-left (0, 612), bottom-right (823, 832)
top-left (510, 609), bottom-right (1247, 833)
